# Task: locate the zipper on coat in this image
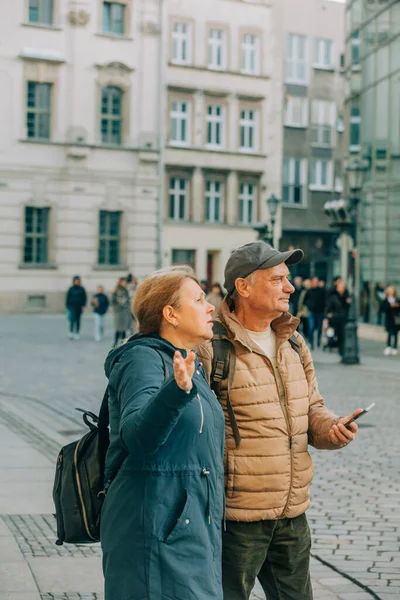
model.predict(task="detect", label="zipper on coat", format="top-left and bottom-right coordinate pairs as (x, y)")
top-left (201, 468), bottom-right (211, 524)
top-left (277, 358), bottom-right (294, 518)
top-left (196, 394), bottom-right (204, 433)
top-left (73, 439), bottom-right (96, 541)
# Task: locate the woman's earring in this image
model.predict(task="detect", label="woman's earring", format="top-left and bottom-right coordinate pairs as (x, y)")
top-left (173, 322), bottom-right (178, 329)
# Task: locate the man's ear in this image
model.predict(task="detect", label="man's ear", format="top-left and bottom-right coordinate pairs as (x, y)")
top-left (235, 278), bottom-right (251, 299)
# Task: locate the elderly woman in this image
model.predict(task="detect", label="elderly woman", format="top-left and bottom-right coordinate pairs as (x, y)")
top-left (100, 267), bottom-right (225, 600)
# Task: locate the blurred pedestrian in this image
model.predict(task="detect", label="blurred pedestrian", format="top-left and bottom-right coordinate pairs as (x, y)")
top-left (374, 282), bottom-right (385, 326)
top-left (206, 283), bottom-right (225, 318)
top-left (325, 280), bottom-right (351, 355)
top-left (381, 286), bottom-right (400, 356)
top-left (91, 285), bottom-right (109, 342)
top-left (111, 278), bottom-right (131, 347)
top-left (65, 276), bottom-right (87, 340)
top-left (200, 279), bottom-right (209, 295)
top-left (304, 276), bottom-right (326, 349)
top-left (101, 267), bottom-right (224, 600)
top-left (297, 278), bottom-right (311, 338)
top-left (126, 273), bottom-right (138, 334)
top-left (289, 275), bottom-right (303, 315)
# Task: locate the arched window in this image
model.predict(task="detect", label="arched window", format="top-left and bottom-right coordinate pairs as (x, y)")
top-left (101, 86), bottom-right (123, 145)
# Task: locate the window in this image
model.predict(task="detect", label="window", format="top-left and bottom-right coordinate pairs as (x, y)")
top-left (311, 100), bottom-right (336, 146)
top-left (98, 210), bottom-right (121, 265)
top-left (208, 28), bottom-right (225, 70)
top-left (283, 159), bottom-right (307, 206)
top-left (351, 31), bottom-right (360, 68)
top-left (26, 82), bottom-right (52, 140)
top-left (29, 0), bottom-right (53, 25)
top-left (286, 34), bottom-right (307, 84)
top-left (350, 103), bottom-right (361, 151)
top-left (103, 2), bottom-right (125, 35)
top-left (172, 22), bottom-right (191, 65)
top-left (101, 86), bottom-right (123, 145)
top-left (314, 38), bottom-right (334, 69)
top-left (242, 33), bottom-right (260, 75)
top-left (206, 105), bottom-right (224, 148)
top-left (172, 249), bottom-right (195, 269)
top-left (240, 109), bottom-right (258, 152)
top-left (23, 207), bottom-right (49, 264)
top-left (205, 180), bottom-right (224, 223)
top-left (238, 182), bottom-right (255, 225)
top-left (170, 100), bottom-right (190, 146)
top-left (169, 177), bottom-right (189, 221)
top-left (310, 159), bottom-right (332, 190)
top-left (284, 96), bottom-right (308, 127)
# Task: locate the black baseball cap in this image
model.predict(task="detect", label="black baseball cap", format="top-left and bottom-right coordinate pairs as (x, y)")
top-left (224, 241), bottom-right (304, 294)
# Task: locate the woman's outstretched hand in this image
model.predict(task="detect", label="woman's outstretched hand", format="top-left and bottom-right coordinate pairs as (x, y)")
top-left (173, 350), bottom-right (196, 393)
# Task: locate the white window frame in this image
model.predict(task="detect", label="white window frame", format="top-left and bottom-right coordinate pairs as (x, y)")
top-left (172, 22), bottom-right (192, 66)
top-left (239, 109), bottom-right (258, 153)
top-left (309, 159), bottom-right (333, 191)
top-left (286, 34), bottom-right (308, 85)
top-left (349, 103), bottom-right (361, 153)
top-left (208, 28), bottom-right (226, 71)
top-left (206, 104), bottom-right (225, 149)
top-left (284, 96), bottom-right (308, 128)
top-left (238, 182), bottom-right (256, 225)
top-left (241, 33), bottom-right (260, 75)
top-left (313, 38), bottom-right (334, 70)
top-left (169, 177), bottom-right (189, 221)
top-left (170, 100), bottom-right (191, 147)
top-left (311, 100), bottom-right (336, 147)
top-left (205, 179), bottom-right (224, 223)
top-left (282, 158), bottom-right (307, 207)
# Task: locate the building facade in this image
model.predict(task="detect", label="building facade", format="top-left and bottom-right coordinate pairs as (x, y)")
top-left (0, 0), bottom-right (162, 312)
top-left (280, 0), bottom-right (346, 282)
top-left (344, 0), bottom-right (400, 322)
top-left (162, 0), bottom-right (282, 285)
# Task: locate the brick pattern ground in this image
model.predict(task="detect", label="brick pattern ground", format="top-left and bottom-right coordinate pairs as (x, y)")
top-left (0, 315), bottom-right (399, 600)
top-left (3, 514), bottom-right (102, 558)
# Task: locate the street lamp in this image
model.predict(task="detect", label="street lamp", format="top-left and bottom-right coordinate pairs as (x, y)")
top-left (253, 194), bottom-right (281, 245)
top-left (323, 198), bottom-right (360, 365)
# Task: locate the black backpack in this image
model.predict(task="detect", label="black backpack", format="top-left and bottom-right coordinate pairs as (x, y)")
top-left (210, 321), bottom-right (304, 448)
top-left (53, 348), bottom-right (169, 545)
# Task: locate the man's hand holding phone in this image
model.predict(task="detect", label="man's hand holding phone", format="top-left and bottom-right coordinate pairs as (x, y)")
top-left (328, 408), bottom-right (364, 448)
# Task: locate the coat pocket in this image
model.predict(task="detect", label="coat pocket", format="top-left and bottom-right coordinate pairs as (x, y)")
top-left (226, 452), bottom-right (235, 499)
top-left (158, 488), bottom-right (192, 544)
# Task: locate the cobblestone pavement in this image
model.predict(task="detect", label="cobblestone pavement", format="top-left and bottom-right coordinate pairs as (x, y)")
top-left (0, 314), bottom-right (399, 600)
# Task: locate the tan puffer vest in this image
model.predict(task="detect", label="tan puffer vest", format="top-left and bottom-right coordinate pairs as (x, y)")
top-left (197, 301), bottom-right (340, 522)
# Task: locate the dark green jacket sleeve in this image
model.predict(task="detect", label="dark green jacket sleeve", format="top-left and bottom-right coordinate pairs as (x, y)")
top-left (110, 346), bottom-right (198, 456)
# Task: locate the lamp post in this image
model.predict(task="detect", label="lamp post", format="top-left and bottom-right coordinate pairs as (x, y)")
top-left (346, 158), bottom-right (369, 318)
top-left (253, 194), bottom-right (281, 245)
top-left (324, 198), bottom-right (360, 365)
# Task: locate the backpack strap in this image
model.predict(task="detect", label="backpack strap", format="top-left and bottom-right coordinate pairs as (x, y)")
top-left (211, 321), bottom-right (241, 448)
top-left (288, 334), bottom-right (304, 368)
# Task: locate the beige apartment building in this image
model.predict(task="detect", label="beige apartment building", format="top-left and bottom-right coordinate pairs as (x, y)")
top-left (0, 0), bottom-right (281, 312)
top-left (162, 0), bottom-right (282, 283)
top-left (0, 0), bottom-right (163, 312)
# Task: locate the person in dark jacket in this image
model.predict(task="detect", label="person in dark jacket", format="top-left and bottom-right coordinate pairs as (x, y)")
top-left (65, 276), bottom-right (87, 340)
top-left (91, 285), bottom-right (109, 342)
top-left (111, 278), bottom-right (132, 347)
top-left (381, 285), bottom-right (400, 356)
top-left (304, 276), bottom-right (326, 349)
top-left (325, 280), bottom-right (351, 355)
top-left (100, 266), bottom-right (225, 600)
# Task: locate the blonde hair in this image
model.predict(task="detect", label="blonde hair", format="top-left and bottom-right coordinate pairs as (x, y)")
top-left (386, 285), bottom-right (397, 297)
top-left (133, 266), bottom-right (200, 334)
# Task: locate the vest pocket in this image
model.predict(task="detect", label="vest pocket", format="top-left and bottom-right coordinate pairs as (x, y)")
top-left (226, 453), bottom-right (235, 499)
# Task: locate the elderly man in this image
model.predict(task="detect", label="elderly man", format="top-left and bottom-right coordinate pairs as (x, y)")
top-left (197, 242), bottom-right (362, 600)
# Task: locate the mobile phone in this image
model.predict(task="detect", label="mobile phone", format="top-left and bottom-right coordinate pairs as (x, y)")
top-left (344, 403), bottom-right (375, 429)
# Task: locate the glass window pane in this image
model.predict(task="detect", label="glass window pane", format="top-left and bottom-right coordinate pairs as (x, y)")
top-left (109, 240), bottom-right (119, 264)
top-left (43, 0), bottom-right (53, 24)
top-left (38, 113), bottom-right (50, 139)
top-left (103, 3), bottom-right (111, 32)
top-left (98, 240), bottom-right (106, 264)
top-left (179, 194), bottom-right (185, 219)
top-left (99, 211), bottom-right (107, 235)
top-left (169, 193), bottom-right (175, 219)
